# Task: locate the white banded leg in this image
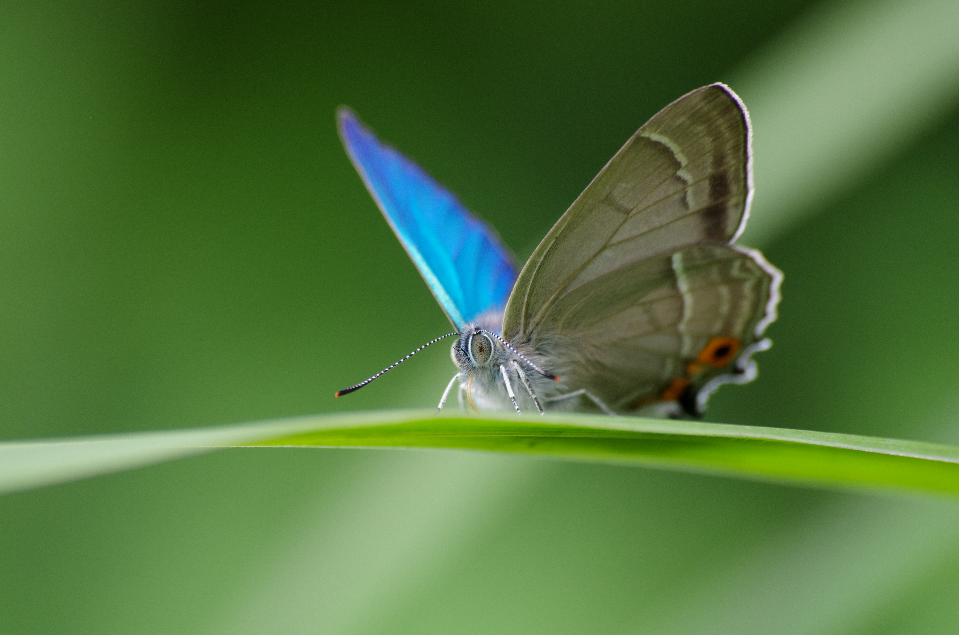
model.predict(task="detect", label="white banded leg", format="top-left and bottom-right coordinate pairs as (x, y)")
top-left (511, 360), bottom-right (543, 415)
top-left (499, 364), bottom-right (521, 414)
top-left (544, 388), bottom-right (615, 415)
top-left (437, 372), bottom-right (461, 412)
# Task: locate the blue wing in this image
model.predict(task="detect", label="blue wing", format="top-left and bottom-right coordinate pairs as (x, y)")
top-left (337, 108), bottom-right (518, 329)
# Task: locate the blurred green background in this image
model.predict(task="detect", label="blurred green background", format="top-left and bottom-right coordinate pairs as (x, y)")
top-left (0, 0), bottom-right (957, 632)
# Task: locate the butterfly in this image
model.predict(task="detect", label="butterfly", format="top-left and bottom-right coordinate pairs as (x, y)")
top-left (335, 83), bottom-right (782, 417)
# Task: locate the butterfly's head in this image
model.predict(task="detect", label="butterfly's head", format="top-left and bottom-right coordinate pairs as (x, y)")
top-left (452, 328), bottom-right (501, 371)
top-left (452, 327), bottom-right (558, 383)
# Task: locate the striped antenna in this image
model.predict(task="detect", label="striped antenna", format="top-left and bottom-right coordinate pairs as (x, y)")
top-left (479, 329), bottom-right (558, 381)
top-left (335, 332), bottom-right (458, 397)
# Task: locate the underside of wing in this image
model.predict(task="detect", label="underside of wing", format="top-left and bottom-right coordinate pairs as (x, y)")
top-left (503, 83), bottom-right (752, 340)
top-left (338, 108), bottom-right (517, 329)
top-left (528, 244), bottom-right (781, 415)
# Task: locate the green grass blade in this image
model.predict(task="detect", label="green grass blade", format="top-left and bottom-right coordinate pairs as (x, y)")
top-left (0, 411), bottom-right (955, 496)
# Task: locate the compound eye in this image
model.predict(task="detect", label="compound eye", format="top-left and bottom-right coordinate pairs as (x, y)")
top-left (468, 333), bottom-right (494, 366)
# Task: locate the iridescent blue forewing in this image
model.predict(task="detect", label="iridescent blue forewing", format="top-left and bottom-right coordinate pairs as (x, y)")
top-left (338, 109), bottom-right (517, 329)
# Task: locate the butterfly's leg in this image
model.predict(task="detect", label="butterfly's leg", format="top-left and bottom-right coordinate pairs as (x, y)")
top-left (511, 360), bottom-right (543, 415)
top-left (498, 364), bottom-right (521, 414)
top-left (457, 382), bottom-right (466, 410)
top-left (583, 390), bottom-right (616, 415)
top-left (437, 372), bottom-right (461, 413)
top-left (544, 389), bottom-right (616, 415)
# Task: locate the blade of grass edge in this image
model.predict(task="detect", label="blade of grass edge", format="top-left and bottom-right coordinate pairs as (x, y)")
top-left (0, 410), bottom-right (955, 496)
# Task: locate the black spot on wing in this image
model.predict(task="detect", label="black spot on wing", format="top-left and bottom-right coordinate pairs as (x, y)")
top-left (678, 383), bottom-right (702, 418)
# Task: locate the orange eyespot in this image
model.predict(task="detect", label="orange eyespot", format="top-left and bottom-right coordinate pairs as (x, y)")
top-left (660, 377), bottom-right (691, 401)
top-left (657, 337), bottom-right (742, 406)
top-left (696, 336), bottom-right (741, 368)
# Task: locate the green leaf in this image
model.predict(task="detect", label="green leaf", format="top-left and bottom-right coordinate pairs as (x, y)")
top-left (0, 410), bottom-right (955, 496)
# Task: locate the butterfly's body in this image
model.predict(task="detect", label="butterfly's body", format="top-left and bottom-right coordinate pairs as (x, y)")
top-left (449, 316), bottom-right (514, 412)
top-left (337, 84), bottom-right (782, 417)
